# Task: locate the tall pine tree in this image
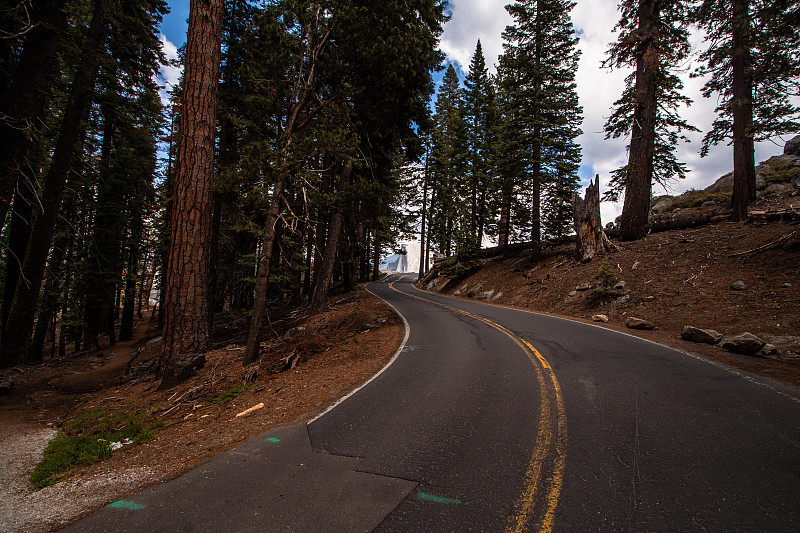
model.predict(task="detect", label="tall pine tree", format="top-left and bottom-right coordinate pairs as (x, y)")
top-left (603, 0), bottom-right (697, 228)
top-left (694, 0), bottom-right (800, 221)
top-left (498, 0), bottom-right (583, 242)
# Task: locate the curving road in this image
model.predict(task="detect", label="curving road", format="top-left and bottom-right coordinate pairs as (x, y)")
top-left (65, 273), bottom-right (800, 532)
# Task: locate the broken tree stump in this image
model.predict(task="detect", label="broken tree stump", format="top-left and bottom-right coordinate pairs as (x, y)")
top-left (573, 175), bottom-right (616, 263)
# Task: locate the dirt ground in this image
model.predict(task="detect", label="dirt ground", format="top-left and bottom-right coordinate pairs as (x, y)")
top-left (0, 288), bottom-right (402, 533)
top-left (425, 202), bottom-right (800, 388)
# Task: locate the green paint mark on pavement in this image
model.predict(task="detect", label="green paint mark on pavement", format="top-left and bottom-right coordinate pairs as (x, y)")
top-left (267, 437), bottom-right (281, 443)
top-left (107, 500), bottom-right (147, 510)
top-left (417, 492), bottom-right (461, 504)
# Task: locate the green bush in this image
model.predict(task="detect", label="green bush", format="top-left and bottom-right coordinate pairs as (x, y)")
top-left (30, 408), bottom-right (162, 489)
top-left (587, 261), bottom-right (626, 305)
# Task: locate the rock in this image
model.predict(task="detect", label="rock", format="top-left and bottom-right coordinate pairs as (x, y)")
top-left (782, 239), bottom-right (800, 253)
top-left (576, 283), bottom-right (590, 291)
top-left (681, 326), bottom-right (723, 345)
top-left (719, 332), bottom-right (766, 356)
top-left (492, 292), bottom-right (503, 300)
top-left (159, 353), bottom-right (206, 389)
top-left (642, 296), bottom-right (656, 302)
top-left (758, 344), bottom-right (779, 356)
top-left (0, 380), bottom-right (14, 395)
top-left (730, 280), bottom-right (747, 291)
top-left (763, 183), bottom-right (785, 195)
top-left (568, 291), bottom-right (578, 297)
top-left (756, 173), bottom-right (766, 190)
top-left (701, 200), bottom-right (717, 207)
top-left (453, 289), bottom-right (461, 296)
top-left (467, 285), bottom-right (482, 298)
top-left (285, 326), bottom-right (306, 337)
top-left (615, 295), bottom-right (631, 304)
top-left (793, 176), bottom-right (800, 188)
top-left (613, 280), bottom-right (625, 290)
top-left (592, 314), bottom-right (609, 323)
top-left (625, 317), bottom-right (654, 330)
top-left (475, 290), bottom-right (494, 300)
top-left (784, 135), bottom-right (800, 157)
top-left (782, 282), bottom-right (792, 288)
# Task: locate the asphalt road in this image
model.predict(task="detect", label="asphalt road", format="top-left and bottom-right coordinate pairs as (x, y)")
top-left (65, 273), bottom-right (800, 532)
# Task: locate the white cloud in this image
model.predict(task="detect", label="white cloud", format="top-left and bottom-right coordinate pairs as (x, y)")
top-left (439, 0), bottom-right (791, 227)
top-left (439, 0), bottom-right (513, 73)
top-left (158, 34), bottom-right (182, 106)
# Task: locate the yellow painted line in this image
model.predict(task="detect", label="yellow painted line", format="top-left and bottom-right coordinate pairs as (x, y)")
top-left (386, 280), bottom-right (568, 532)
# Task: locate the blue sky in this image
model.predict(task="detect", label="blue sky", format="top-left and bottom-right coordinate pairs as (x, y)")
top-left (158, 0), bottom-right (794, 225)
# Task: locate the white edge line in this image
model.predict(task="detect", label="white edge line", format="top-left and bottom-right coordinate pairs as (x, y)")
top-left (408, 280), bottom-right (800, 405)
top-left (308, 276), bottom-right (411, 424)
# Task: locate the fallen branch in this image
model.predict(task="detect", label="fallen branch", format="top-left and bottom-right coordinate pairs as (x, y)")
top-left (729, 232), bottom-right (795, 257)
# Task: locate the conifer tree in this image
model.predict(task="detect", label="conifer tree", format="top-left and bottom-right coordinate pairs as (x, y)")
top-left (463, 40), bottom-right (498, 245)
top-left (499, 0), bottom-right (583, 242)
top-left (694, 0), bottom-right (800, 221)
top-left (160, 0), bottom-right (223, 380)
top-left (602, 0), bottom-right (697, 223)
top-left (429, 64), bottom-right (468, 257)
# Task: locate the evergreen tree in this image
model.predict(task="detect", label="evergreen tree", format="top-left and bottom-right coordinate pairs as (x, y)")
top-left (463, 40), bottom-right (499, 245)
top-left (160, 0), bottom-right (223, 381)
top-left (429, 64), bottom-right (468, 257)
top-left (602, 0), bottom-right (697, 214)
top-left (499, 0), bottom-right (583, 242)
top-left (694, 0), bottom-right (800, 221)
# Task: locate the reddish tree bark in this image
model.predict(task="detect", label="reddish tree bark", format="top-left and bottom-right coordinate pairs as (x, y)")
top-left (160, 0), bottom-right (223, 375)
top-left (619, 0), bottom-right (660, 241)
top-left (730, 0), bottom-right (755, 222)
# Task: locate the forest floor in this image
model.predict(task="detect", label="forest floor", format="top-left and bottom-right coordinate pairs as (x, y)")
top-left (0, 288), bottom-right (402, 532)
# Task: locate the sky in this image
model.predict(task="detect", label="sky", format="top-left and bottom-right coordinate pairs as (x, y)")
top-left (158, 0), bottom-right (794, 226)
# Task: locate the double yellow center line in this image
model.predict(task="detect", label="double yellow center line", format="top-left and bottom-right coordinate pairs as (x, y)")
top-left (388, 280), bottom-right (567, 533)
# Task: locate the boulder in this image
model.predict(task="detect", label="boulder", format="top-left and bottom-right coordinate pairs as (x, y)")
top-left (719, 333), bottom-right (766, 356)
top-left (784, 135), bottom-right (800, 157)
top-left (763, 183), bottom-right (785, 195)
top-left (681, 326), bottom-right (723, 345)
top-left (758, 344), bottom-right (779, 357)
top-left (159, 353), bottom-right (206, 389)
top-left (285, 326), bottom-right (306, 338)
top-left (730, 280), bottom-right (746, 291)
top-left (782, 239), bottom-right (800, 253)
top-left (475, 290), bottom-right (494, 300)
top-left (613, 280), bottom-right (625, 290)
top-left (592, 314), bottom-right (609, 323)
top-left (0, 380), bottom-right (14, 396)
top-left (625, 317), bottom-right (654, 330)
top-left (576, 283), bottom-right (590, 291)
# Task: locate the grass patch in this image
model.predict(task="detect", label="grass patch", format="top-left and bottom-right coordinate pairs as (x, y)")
top-left (30, 408), bottom-right (163, 489)
top-left (204, 382), bottom-right (254, 406)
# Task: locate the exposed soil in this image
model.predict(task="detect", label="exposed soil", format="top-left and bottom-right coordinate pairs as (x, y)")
top-left (424, 197), bottom-right (800, 388)
top-left (0, 287), bottom-right (402, 532)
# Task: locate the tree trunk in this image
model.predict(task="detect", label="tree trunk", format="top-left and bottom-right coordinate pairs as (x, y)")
top-left (418, 159), bottom-right (428, 279)
top-left (0, 0), bottom-right (68, 233)
top-left (160, 0), bottom-right (223, 380)
top-left (372, 236), bottom-right (381, 282)
top-left (619, 0), bottom-right (660, 241)
top-left (30, 238), bottom-right (69, 361)
top-left (2, 185), bottom-right (34, 330)
top-left (573, 175), bottom-right (616, 263)
top-left (242, 179), bottom-right (284, 365)
top-left (310, 208), bottom-right (343, 315)
top-left (730, 0), bottom-right (755, 222)
top-left (1, 0), bottom-right (106, 367)
top-left (498, 175), bottom-right (512, 248)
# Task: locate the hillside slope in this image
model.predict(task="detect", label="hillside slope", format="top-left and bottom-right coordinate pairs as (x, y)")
top-left (421, 142), bottom-right (800, 386)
